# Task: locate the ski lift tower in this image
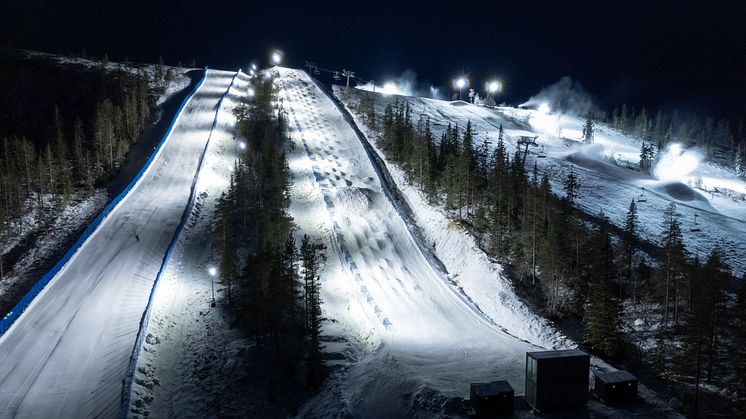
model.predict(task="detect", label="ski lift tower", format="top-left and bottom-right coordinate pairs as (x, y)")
top-left (517, 135), bottom-right (539, 167)
top-left (304, 61), bottom-right (317, 75)
top-left (342, 69), bottom-right (355, 88)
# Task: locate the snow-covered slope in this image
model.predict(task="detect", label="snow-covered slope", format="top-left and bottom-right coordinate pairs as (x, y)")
top-left (127, 70), bottom-right (252, 418)
top-left (278, 69), bottom-right (570, 417)
top-left (346, 90), bottom-right (746, 276)
top-left (0, 69), bottom-right (237, 418)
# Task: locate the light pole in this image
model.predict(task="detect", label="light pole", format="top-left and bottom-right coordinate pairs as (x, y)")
top-left (485, 80), bottom-right (502, 107)
top-left (454, 77), bottom-right (467, 101)
top-left (208, 266), bottom-right (217, 307)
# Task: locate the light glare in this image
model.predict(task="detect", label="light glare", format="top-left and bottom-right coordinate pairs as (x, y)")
top-left (271, 50), bottom-right (283, 65)
top-left (487, 80), bottom-right (501, 93)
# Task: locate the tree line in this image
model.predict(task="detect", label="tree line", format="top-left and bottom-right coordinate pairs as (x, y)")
top-left (352, 93), bottom-right (746, 410)
top-left (216, 74), bottom-right (326, 388)
top-left (1, 71), bottom-right (151, 235)
top-left (608, 104), bottom-right (746, 177)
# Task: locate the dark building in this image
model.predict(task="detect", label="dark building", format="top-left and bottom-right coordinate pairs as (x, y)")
top-left (594, 370), bottom-right (638, 405)
top-left (525, 349), bottom-right (590, 412)
top-left (469, 380), bottom-right (514, 417)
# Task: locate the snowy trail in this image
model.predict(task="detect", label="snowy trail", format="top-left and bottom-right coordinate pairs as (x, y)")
top-left (126, 70), bottom-right (251, 418)
top-left (0, 69), bottom-right (237, 418)
top-left (279, 69), bottom-right (537, 416)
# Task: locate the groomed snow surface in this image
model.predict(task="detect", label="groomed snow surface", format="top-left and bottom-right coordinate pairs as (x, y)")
top-left (280, 68), bottom-right (598, 417)
top-left (127, 70), bottom-right (253, 418)
top-left (0, 69), bottom-right (237, 418)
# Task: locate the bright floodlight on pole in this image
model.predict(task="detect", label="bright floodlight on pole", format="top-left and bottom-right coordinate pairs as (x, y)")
top-left (488, 80), bottom-right (502, 94)
top-left (271, 50), bottom-right (283, 66)
top-left (454, 77), bottom-right (468, 101)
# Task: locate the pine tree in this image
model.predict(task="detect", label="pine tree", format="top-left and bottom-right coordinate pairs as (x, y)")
top-left (71, 117), bottom-right (88, 187)
top-left (563, 167), bottom-right (580, 204)
top-left (584, 213), bottom-right (621, 358)
top-left (155, 55), bottom-right (165, 83)
top-left (582, 113), bottom-right (594, 143)
top-left (655, 203), bottom-right (687, 372)
top-left (639, 143), bottom-right (655, 172)
top-left (300, 234), bottom-right (326, 387)
top-left (680, 247), bottom-right (728, 383)
top-left (622, 199), bottom-right (639, 301)
top-left (52, 106), bottom-right (72, 196)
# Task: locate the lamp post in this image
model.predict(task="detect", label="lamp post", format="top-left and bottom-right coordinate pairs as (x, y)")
top-left (208, 266), bottom-right (217, 307)
top-left (485, 80), bottom-right (502, 107)
top-left (454, 77), bottom-right (467, 101)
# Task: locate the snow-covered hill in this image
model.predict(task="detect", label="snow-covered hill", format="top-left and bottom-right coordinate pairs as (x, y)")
top-left (278, 69), bottom-right (680, 417)
top-left (0, 69), bottom-right (237, 418)
top-left (343, 89), bottom-right (746, 277)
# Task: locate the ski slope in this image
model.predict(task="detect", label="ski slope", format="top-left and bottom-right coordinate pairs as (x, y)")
top-left (127, 70), bottom-right (252, 418)
top-left (345, 90), bottom-right (746, 277)
top-left (0, 69), bottom-right (237, 418)
top-left (278, 68), bottom-right (558, 417)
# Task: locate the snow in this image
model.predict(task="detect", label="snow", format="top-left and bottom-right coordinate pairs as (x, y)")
top-left (0, 190), bottom-right (108, 300)
top-left (331, 84), bottom-right (685, 416)
top-left (276, 68), bottom-right (578, 417)
top-left (0, 53), bottom-right (194, 312)
top-left (338, 91), bottom-right (746, 276)
top-left (127, 70), bottom-right (252, 418)
top-left (0, 69), bottom-right (237, 418)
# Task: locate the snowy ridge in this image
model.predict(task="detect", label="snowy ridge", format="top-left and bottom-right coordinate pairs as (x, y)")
top-left (0, 68), bottom-right (209, 336)
top-left (121, 68), bottom-right (241, 416)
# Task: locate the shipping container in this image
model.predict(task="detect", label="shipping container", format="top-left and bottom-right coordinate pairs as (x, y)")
top-left (469, 381), bottom-right (514, 417)
top-left (594, 370), bottom-right (638, 405)
top-left (525, 349), bottom-right (590, 412)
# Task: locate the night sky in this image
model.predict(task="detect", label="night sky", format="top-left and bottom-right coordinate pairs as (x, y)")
top-left (2, 0), bottom-right (744, 118)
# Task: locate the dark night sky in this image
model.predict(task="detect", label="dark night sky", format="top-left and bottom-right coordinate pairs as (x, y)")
top-left (2, 0), bottom-right (744, 118)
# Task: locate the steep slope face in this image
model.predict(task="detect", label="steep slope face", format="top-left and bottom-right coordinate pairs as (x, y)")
top-left (279, 68), bottom-right (561, 417)
top-left (341, 89), bottom-right (746, 276)
top-left (126, 71), bottom-right (252, 418)
top-left (0, 69), bottom-right (236, 418)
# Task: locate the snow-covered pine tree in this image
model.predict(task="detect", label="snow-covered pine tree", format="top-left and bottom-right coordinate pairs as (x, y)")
top-left (582, 113), bottom-right (594, 144)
